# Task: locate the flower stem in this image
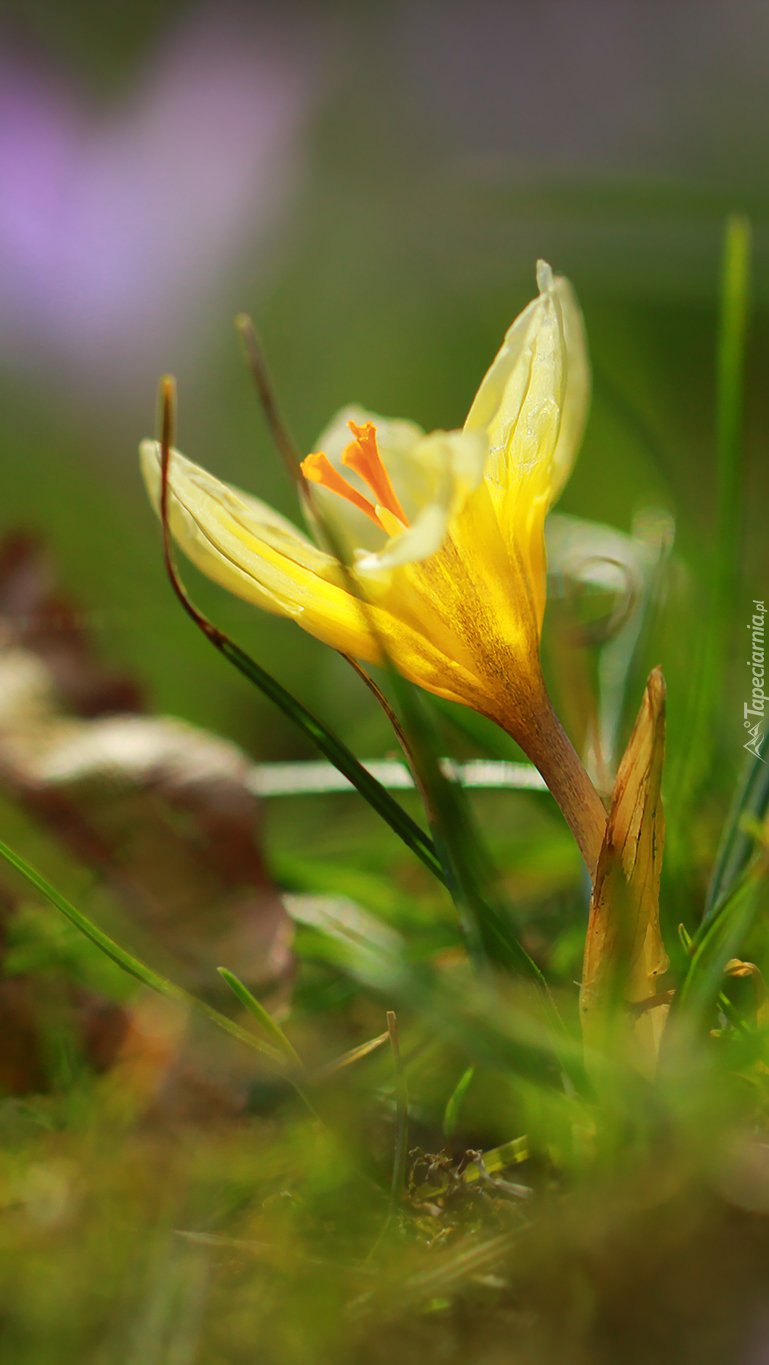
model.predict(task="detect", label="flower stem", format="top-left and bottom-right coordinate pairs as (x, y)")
top-left (499, 688), bottom-right (607, 880)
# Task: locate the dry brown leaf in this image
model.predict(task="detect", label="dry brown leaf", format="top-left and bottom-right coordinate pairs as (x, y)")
top-left (0, 534), bottom-right (293, 1111)
top-left (580, 667), bottom-right (669, 1075)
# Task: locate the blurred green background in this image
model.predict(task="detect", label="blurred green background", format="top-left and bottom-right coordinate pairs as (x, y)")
top-left (0, 0), bottom-right (767, 767)
top-left (1, 11), bottom-right (769, 1360)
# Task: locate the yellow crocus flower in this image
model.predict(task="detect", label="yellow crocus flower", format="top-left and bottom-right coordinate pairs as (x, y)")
top-left (141, 262), bottom-right (606, 873)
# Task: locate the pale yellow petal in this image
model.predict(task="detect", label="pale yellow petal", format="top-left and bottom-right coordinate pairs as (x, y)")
top-left (483, 279), bottom-right (564, 507)
top-left (465, 260), bottom-right (589, 511)
top-left (141, 441), bottom-right (334, 572)
top-left (140, 441), bottom-right (491, 708)
top-left (355, 429), bottom-right (487, 575)
top-left (141, 440), bottom-right (305, 616)
top-left (141, 440), bottom-right (374, 651)
top-left (463, 262), bottom-right (580, 633)
top-left (550, 275), bottom-right (590, 502)
top-left (307, 405), bottom-right (425, 556)
top-left (315, 404), bottom-right (425, 472)
top-left (463, 293), bottom-right (543, 439)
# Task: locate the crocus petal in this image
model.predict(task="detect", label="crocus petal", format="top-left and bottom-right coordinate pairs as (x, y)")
top-left (304, 406), bottom-right (488, 577)
top-left (465, 261), bottom-right (562, 501)
top-left (140, 440), bottom-right (494, 710)
top-left (141, 439), bottom-right (343, 589)
top-left (463, 260), bottom-right (590, 631)
top-left (306, 405), bottom-right (426, 556)
top-left (141, 263), bottom-right (595, 758)
top-left (549, 274), bottom-right (590, 502)
top-left (465, 260), bottom-right (589, 511)
top-left (355, 428), bottom-right (488, 575)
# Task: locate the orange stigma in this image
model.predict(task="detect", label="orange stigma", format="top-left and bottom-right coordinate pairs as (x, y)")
top-left (300, 421), bottom-right (409, 533)
top-left (342, 421), bottom-right (409, 526)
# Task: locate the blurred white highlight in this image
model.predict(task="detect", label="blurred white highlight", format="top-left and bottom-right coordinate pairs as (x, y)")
top-left (247, 758), bottom-right (546, 796)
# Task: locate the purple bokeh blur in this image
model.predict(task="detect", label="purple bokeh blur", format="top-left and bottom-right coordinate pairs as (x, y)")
top-left (0, 5), bottom-right (320, 401)
top-left (1, 0), bottom-right (768, 413)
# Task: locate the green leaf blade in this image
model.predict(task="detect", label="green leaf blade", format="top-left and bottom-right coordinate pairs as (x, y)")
top-left (442, 1065), bottom-right (475, 1138)
top-left (217, 967), bottom-right (304, 1069)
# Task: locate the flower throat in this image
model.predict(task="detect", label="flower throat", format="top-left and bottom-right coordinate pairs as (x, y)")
top-left (301, 420), bottom-right (410, 536)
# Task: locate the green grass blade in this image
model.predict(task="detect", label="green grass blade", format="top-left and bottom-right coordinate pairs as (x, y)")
top-left (217, 967), bottom-right (324, 1118)
top-left (715, 213), bottom-right (752, 611)
top-left (218, 968), bottom-right (304, 1069)
top-left (462, 1135), bottom-right (528, 1182)
top-left (442, 1064), bottom-right (475, 1138)
top-left (210, 635), bottom-right (444, 884)
top-left (389, 670), bottom-right (546, 984)
top-left (677, 856), bottom-right (767, 1025)
top-left (704, 748), bottom-right (769, 921)
top-left (299, 914), bottom-right (578, 1090)
top-left (0, 838), bottom-right (288, 1068)
top-left (670, 215), bottom-right (752, 825)
top-left (154, 396), bottom-right (442, 887)
top-left (387, 1011), bottom-right (409, 1203)
top-left (312, 1031), bottom-right (389, 1080)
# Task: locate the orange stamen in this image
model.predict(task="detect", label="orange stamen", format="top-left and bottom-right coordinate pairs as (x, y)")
top-left (342, 421), bottom-right (409, 527)
top-left (301, 451), bottom-right (384, 529)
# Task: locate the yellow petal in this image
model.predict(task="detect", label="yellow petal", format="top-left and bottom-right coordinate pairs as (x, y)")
top-left (306, 406), bottom-right (426, 557)
top-left (140, 440), bottom-right (492, 710)
top-left (472, 267), bottom-right (563, 507)
top-left (306, 408), bottom-right (489, 579)
top-left (463, 262), bottom-right (591, 632)
top-left (139, 260), bottom-right (602, 877)
top-left (142, 440), bottom-right (342, 590)
top-left (550, 273), bottom-right (590, 503)
top-left (355, 429), bottom-right (488, 575)
top-left (465, 260), bottom-right (589, 510)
